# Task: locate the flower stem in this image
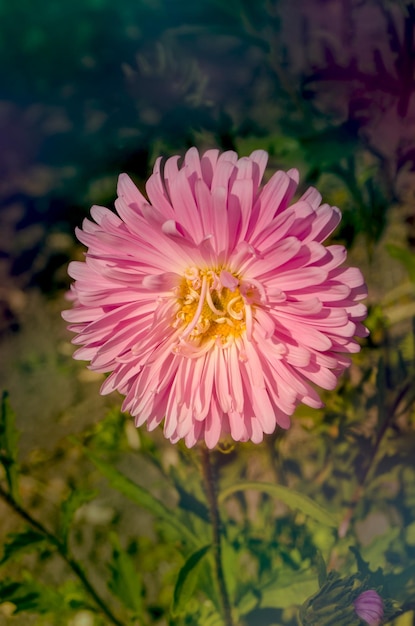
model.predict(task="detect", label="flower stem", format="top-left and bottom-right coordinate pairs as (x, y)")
top-left (337, 372), bottom-right (413, 540)
top-left (200, 446), bottom-right (234, 626)
top-left (0, 483), bottom-right (123, 626)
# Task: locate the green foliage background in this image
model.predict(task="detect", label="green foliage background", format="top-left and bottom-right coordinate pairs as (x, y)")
top-left (1, 0), bottom-right (415, 624)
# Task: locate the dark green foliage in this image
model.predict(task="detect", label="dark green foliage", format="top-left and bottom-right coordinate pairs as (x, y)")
top-left (170, 468), bottom-right (211, 522)
top-left (1, 348), bottom-right (415, 624)
top-left (107, 533), bottom-right (144, 617)
top-left (0, 529), bottom-right (49, 565)
top-left (0, 578), bottom-right (59, 614)
top-left (172, 544), bottom-right (211, 616)
top-left (0, 576), bottom-right (91, 617)
top-left (84, 446), bottom-right (200, 547)
top-left (59, 488), bottom-right (98, 548)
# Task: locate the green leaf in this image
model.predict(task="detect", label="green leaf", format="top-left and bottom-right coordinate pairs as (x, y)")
top-left (0, 580), bottom-right (40, 613)
top-left (0, 391), bottom-right (20, 501)
top-left (0, 576), bottom-right (65, 614)
top-left (169, 465), bottom-right (210, 522)
top-left (221, 538), bottom-right (239, 597)
top-left (218, 482), bottom-right (338, 527)
top-left (237, 588), bottom-right (261, 616)
top-left (84, 448), bottom-right (198, 546)
top-left (172, 544), bottom-right (211, 616)
top-left (59, 488), bottom-right (97, 546)
top-left (0, 529), bottom-right (50, 565)
top-left (315, 551), bottom-right (327, 588)
top-left (260, 573), bottom-right (319, 609)
top-left (108, 533), bottom-right (143, 616)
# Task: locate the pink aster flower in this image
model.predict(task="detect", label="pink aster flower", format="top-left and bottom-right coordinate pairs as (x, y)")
top-left (354, 590), bottom-right (384, 625)
top-left (63, 148), bottom-right (368, 448)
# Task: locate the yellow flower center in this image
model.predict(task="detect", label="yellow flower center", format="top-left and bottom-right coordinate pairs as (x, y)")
top-left (174, 267), bottom-right (248, 348)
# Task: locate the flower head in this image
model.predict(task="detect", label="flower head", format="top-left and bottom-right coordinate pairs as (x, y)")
top-left (63, 148), bottom-right (368, 448)
top-left (354, 590), bottom-right (384, 625)
top-left (300, 574), bottom-right (385, 626)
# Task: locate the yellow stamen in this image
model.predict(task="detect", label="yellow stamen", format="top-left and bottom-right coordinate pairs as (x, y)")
top-left (175, 267), bottom-right (251, 347)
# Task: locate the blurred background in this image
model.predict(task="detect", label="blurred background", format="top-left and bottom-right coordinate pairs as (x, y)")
top-left (1, 0), bottom-right (415, 624)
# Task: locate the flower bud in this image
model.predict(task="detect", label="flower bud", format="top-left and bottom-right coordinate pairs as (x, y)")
top-left (354, 590), bottom-right (384, 625)
top-left (299, 573), bottom-right (361, 626)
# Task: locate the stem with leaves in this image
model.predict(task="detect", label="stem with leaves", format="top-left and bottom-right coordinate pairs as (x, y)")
top-left (0, 483), bottom-right (123, 626)
top-left (337, 359), bottom-right (414, 540)
top-left (200, 446), bottom-right (234, 626)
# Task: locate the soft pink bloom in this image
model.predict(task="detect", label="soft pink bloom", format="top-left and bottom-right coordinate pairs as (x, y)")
top-left (354, 590), bottom-right (384, 625)
top-left (63, 148), bottom-right (368, 448)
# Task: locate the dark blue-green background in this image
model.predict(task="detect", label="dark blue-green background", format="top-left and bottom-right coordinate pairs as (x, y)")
top-left (1, 0), bottom-right (414, 317)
